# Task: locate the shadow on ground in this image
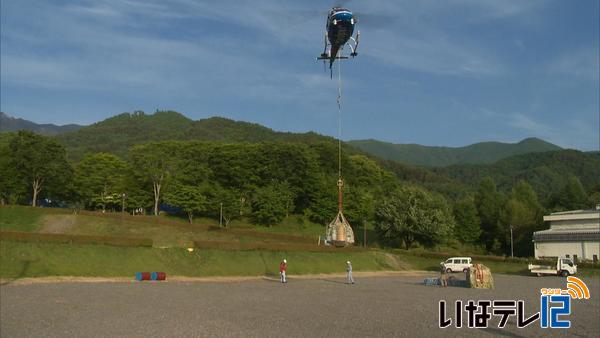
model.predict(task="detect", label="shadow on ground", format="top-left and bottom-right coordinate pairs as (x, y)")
top-left (1, 259), bottom-right (35, 286)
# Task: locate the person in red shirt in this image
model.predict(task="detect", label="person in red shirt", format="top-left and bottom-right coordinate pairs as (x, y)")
top-left (279, 259), bottom-right (287, 283)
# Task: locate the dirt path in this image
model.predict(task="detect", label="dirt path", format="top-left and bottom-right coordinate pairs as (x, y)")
top-left (38, 215), bottom-right (77, 234)
top-left (1, 270), bottom-right (433, 285)
top-left (383, 252), bottom-right (411, 270)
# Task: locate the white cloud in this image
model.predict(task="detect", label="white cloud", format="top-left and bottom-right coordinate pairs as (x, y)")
top-left (448, 0), bottom-right (548, 19)
top-left (507, 113), bottom-right (598, 150)
top-left (65, 4), bottom-right (123, 18)
top-left (546, 47), bottom-right (600, 82)
top-left (365, 30), bottom-right (504, 76)
top-left (509, 113), bottom-right (553, 134)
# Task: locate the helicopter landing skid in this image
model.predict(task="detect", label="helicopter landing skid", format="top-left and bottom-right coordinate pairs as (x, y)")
top-left (316, 55), bottom-right (349, 60)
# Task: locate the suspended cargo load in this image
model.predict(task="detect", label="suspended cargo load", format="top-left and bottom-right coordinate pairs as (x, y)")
top-left (326, 211), bottom-right (354, 246)
top-left (325, 179), bottom-right (354, 247)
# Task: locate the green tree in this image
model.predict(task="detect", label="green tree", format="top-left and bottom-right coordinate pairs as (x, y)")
top-left (453, 196), bottom-right (481, 244)
top-left (500, 180), bottom-right (544, 256)
top-left (206, 185), bottom-right (239, 227)
top-left (553, 176), bottom-right (589, 211)
top-left (164, 184), bottom-right (207, 223)
top-left (304, 175), bottom-right (338, 224)
top-left (74, 153), bottom-right (127, 211)
top-left (130, 142), bottom-right (178, 216)
top-left (344, 187), bottom-right (375, 226)
top-left (123, 174), bottom-right (153, 214)
top-left (8, 131), bottom-right (72, 206)
top-left (346, 155), bottom-right (389, 188)
top-left (250, 181), bottom-right (293, 226)
top-left (588, 184), bottom-right (600, 208)
top-left (475, 177), bottom-right (503, 252)
top-left (374, 186), bottom-right (454, 249)
top-left (0, 133), bottom-right (26, 205)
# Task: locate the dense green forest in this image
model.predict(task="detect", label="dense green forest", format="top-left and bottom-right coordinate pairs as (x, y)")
top-left (2, 111), bottom-right (599, 257)
top-left (55, 111), bottom-right (342, 161)
top-left (434, 150), bottom-right (600, 205)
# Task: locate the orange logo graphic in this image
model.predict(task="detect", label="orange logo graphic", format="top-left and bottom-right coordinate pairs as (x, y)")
top-left (564, 276), bottom-right (590, 300)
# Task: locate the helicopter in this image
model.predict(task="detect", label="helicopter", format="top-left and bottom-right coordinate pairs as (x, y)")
top-left (317, 7), bottom-right (360, 77)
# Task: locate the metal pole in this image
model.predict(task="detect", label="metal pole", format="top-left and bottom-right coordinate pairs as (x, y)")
top-left (220, 202), bottom-right (223, 228)
top-left (510, 225), bottom-right (514, 258)
top-left (122, 194), bottom-right (125, 213)
top-left (363, 219), bottom-right (367, 248)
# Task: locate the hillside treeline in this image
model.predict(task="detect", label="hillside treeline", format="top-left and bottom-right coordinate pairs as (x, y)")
top-left (55, 111), bottom-right (337, 161)
top-left (1, 131), bottom-right (599, 257)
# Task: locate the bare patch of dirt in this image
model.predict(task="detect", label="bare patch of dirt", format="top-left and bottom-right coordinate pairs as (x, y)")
top-left (382, 253), bottom-right (411, 270)
top-left (38, 215), bottom-right (77, 234)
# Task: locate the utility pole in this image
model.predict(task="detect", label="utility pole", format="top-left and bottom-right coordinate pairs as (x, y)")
top-left (363, 219), bottom-right (367, 248)
top-left (510, 225), bottom-right (514, 258)
top-left (122, 193), bottom-right (126, 213)
top-left (219, 202), bottom-right (223, 228)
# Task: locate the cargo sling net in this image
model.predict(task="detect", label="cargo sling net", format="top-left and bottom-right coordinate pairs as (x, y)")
top-left (325, 60), bottom-right (355, 247)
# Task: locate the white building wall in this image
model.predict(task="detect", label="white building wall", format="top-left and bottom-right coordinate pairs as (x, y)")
top-left (549, 219), bottom-right (600, 230)
top-left (535, 241), bottom-right (600, 260)
top-left (584, 241), bottom-right (600, 260)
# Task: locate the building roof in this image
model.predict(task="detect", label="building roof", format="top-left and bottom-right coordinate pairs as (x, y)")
top-left (543, 209), bottom-right (600, 222)
top-left (533, 229), bottom-right (600, 242)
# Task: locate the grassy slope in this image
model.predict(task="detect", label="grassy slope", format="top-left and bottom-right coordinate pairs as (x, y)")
top-left (0, 206), bottom-right (324, 247)
top-left (2, 242), bottom-right (597, 279)
top-left (0, 206), bottom-right (48, 232)
top-left (0, 206), bottom-right (399, 278)
top-left (2, 206), bottom-right (597, 279)
top-left (0, 241), bottom-right (394, 278)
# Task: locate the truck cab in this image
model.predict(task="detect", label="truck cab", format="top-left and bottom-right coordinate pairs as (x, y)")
top-left (558, 258), bottom-right (577, 276)
top-left (528, 257), bottom-right (577, 277)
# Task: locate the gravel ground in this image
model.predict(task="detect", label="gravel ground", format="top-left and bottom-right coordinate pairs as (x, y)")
top-left (1, 274), bottom-right (598, 337)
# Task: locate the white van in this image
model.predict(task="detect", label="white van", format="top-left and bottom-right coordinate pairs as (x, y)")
top-left (441, 257), bottom-right (472, 273)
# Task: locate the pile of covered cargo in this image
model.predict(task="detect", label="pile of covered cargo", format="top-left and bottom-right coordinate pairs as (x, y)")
top-left (423, 263), bottom-right (493, 289)
top-left (467, 263), bottom-right (494, 289)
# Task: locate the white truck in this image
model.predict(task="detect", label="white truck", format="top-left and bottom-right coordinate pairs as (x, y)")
top-left (528, 258), bottom-right (577, 277)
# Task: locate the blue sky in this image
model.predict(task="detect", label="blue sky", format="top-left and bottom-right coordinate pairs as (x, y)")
top-left (1, 0), bottom-right (599, 150)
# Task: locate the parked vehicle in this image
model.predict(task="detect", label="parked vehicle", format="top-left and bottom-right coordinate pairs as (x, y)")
top-left (528, 258), bottom-right (577, 277)
top-left (441, 257), bottom-right (472, 273)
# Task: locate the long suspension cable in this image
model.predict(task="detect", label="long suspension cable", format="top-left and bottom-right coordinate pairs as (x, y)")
top-left (336, 59), bottom-right (342, 180)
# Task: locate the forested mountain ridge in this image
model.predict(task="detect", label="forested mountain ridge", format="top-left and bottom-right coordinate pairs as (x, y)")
top-left (54, 111), bottom-right (340, 161)
top-left (433, 150), bottom-right (600, 204)
top-left (5, 110), bottom-right (566, 168)
top-left (0, 112), bottom-right (83, 135)
top-left (348, 137), bottom-right (562, 167)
